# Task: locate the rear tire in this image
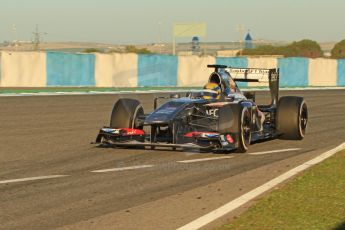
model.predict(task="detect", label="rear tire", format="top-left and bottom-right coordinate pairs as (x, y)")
top-left (277, 96), bottom-right (308, 140)
top-left (110, 98), bottom-right (144, 129)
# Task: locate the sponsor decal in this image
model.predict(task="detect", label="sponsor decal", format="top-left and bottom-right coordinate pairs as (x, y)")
top-left (102, 128), bottom-right (120, 134)
top-left (226, 134), bottom-right (234, 143)
top-left (122, 128), bottom-right (145, 136)
top-left (184, 132), bottom-right (219, 138)
top-left (271, 73), bottom-right (278, 81)
top-left (155, 107), bottom-right (177, 114)
top-left (102, 128), bottom-right (144, 136)
top-left (202, 133), bottom-right (219, 138)
top-left (206, 108), bottom-right (219, 117)
top-left (205, 102), bottom-right (231, 108)
top-left (228, 68), bottom-right (272, 83)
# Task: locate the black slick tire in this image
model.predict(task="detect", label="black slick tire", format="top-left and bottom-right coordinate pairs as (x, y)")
top-left (110, 98), bottom-right (144, 129)
top-left (277, 96), bottom-right (308, 140)
top-left (237, 107), bottom-right (252, 153)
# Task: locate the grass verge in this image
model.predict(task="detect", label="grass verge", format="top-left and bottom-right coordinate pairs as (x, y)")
top-left (218, 150), bottom-right (345, 230)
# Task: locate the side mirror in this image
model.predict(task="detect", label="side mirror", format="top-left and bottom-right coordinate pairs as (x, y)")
top-left (170, 93), bottom-right (180, 99)
top-left (243, 91), bottom-right (256, 102)
top-left (225, 95), bottom-right (235, 102)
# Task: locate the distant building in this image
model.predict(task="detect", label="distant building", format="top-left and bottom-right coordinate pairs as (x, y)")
top-left (191, 36), bottom-right (200, 54)
top-left (244, 31), bottom-right (253, 49)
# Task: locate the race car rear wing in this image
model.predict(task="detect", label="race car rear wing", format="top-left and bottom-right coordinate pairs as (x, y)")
top-left (230, 68), bottom-right (279, 106)
top-left (226, 68), bottom-right (278, 83)
top-left (207, 65), bottom-right (280, 107)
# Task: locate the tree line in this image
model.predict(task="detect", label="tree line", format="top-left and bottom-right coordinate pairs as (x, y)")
top-left (82, 39), bottom-right (345, 58)
top-left (242, 39), bottom-right (345, 59)
top-left (84, 46), bottom-right (152, 54)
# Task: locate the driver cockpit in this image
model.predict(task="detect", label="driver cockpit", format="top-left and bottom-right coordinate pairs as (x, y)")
top-left (207, 70), bottom-right (239, 97)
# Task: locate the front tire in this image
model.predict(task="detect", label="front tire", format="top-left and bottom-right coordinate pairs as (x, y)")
top-left (218, 104), bottom-right (252, 153)
top-left (237, 107), bottom-right (252, 153)
top-left (110, 98), bottom-right (144, 129)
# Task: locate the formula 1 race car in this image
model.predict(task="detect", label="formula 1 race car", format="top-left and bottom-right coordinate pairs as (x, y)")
top-left (94, 65), bottom-right (308, 152)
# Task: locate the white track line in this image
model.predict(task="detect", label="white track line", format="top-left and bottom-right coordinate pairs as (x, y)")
top-left (91, 165), bottom-right (154, 173)
top-left (177, 156), bottom-right (234, 163)
top-left (248, 148), bottom-right (301, 155)
top-left (177, 142), bottom-right (345, 230)
top-left (0, 175), bottom-right (69, 185)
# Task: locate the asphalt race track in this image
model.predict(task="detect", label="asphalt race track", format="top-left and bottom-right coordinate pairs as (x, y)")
top-left (1, 90), bottom-right (345, 230)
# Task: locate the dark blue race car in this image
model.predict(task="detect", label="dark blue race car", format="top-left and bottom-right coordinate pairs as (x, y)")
top-left (95, 65), bottom-right (308, 153)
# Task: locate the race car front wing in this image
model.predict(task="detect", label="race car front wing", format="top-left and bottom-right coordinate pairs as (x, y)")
top-left (94, 127), bottom-right (238, 151)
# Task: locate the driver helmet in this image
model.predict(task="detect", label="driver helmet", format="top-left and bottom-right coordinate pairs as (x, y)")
top-left (203, 82), bottom-right (221, 100)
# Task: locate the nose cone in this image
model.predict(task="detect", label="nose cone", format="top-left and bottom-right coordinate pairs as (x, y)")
top-left (145, 113), bottom-right (171, 125)
top-left (145, 100), bottom-right (187, 125)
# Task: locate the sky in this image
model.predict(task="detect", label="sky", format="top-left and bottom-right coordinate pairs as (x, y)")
top-left (0, 0), bottom-right (344, 44)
